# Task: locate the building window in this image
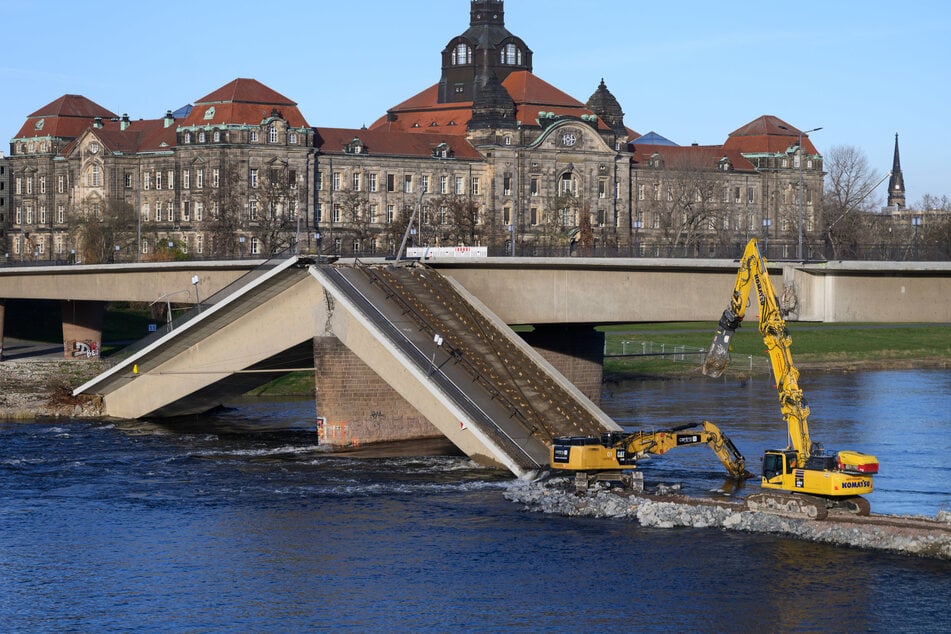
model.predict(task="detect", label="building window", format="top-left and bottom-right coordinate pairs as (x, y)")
top-left (196, 169), bottom-right (203, 189)
top-left (250, 130), bottom-right (258, 143)
top-left (421, 175), bottom-right (430, 193)
top-left (58, 175), bottom-right (66, 193)
top-left (26, 205), bottom-right (33, 224)
top-left (333, 172), bottom-right (341, 191)
top-left (40, 205), bottom-right (47, 224)
top-left (155, 201), bottom-right (162, 221)
top-left (91, 165), bottom-right (101, 187)
top-left (452, 42), bottom-right (472, 65)
top-left (503, 206), bottom-right (511, 224)
top-left (184, 132), bottom-right (192, 144)
top-left (387, 174), bottom-right (396, 192)
top-left (503, 175), bottom-right (512, 196)
top-left (15, 206), bottom-right (21, 224)
top-left (58, 205), bottom-right (65, 223)
top-left (530, 207), bottom-right (539, 225)
top-left (213, 130), bottom-right (221, 143)
top-left (198, 131), bottom-right (206, 143)
top-left (386, 204), bottom-right (395, 223)
top-left (369, 203), bottom-right (378, 223)
top-left (500, 43), bottom-right (521, 65)
top-left (530, 178), bottom-right (538, 196)
top-left (168, 170), bottom-right (174, 190)
top-left (250, 169), bottom-right (258, 188)
top-left (195, 201), bottom-right (204, 221)
top-left (39, 176), bottom-right (46, 193)
top-left (197, 234), bottom-right (204, 254)
top-left (289, 132), bottom-right (297, 144)
top-left (182, 201), bottom-right (190, 221)
top-left (471, 177), bottom-right (480, 195)
top-left (212, 169), bottom-right (220, 188)
top-left (369, 173), bottom-right (378, 192)
top-left (124, 173), bottom-right (133, 188)
top-left (183, 171), bottom-right (190, 189)
top-left (249, 200), bottom-right (258, 220)
top-left (250, 237), bottom-right (259, 255)
top-left (455, 176), bottom-right (464, 194)
top-left (598, 179), bottom-right (607, 199)
top-left (352, 172), bottom-right (361, 191)
top-left (155, 171), bottom-right (162, 190)
top-left (747, 186), bottom-right (754, 204)
top-left (440, 176), bottom-right (449, 194)
top-left (404, 175), bottom-right (413, 193)
top-left (268, 127), bottom-right (278, 143)
top-left (142, 202), bottom-right (150, 222)
top-left (332, 204), bottom-right (341, 223)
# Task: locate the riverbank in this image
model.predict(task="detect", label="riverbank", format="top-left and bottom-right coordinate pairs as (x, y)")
top-left (0, 359), bottom-right (105, 419)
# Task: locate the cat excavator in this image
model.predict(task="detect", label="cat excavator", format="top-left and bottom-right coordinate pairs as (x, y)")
top-left (703, 238), bottom-right (878, 519)
top-left (550, 420), bottom-right (753, 492)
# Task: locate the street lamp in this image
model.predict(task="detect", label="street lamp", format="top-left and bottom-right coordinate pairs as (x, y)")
top-left (797, 126), bottom-right (822, 261)
top-left (192, 274), bottom-right (201, 312)
top-left (912, 215), bottom-right (922, 259)
top-left (633, 219), bottom-right (643, 256)
top-left (763, 217), bottom-right (772, 256)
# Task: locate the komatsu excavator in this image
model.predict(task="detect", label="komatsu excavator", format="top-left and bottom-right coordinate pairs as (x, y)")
top-left (550, 420), bottom-right (753, 492)
top-left (703, 238), bottom-right (878, 519)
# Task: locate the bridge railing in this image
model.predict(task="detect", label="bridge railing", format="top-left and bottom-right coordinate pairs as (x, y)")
top-left (106, 248), bottom-right (298, 365)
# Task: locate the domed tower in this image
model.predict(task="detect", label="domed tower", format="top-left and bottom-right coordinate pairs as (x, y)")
top-left (586, 78), bottom-right (627, 140)
top-left (438, 0), bottom-right (532, 103)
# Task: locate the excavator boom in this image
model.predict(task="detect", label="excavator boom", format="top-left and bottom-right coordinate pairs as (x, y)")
top-left (703, 238), bottom-right (878, 515)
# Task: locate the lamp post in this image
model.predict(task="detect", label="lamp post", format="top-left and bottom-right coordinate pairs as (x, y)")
top-left (797, 126), bottom-right (822, 261)
top-left (192, 274), bottom-right (201, 312)
top-left (763, 217), bottom-right (772, 257)
top-left (633, 219), bottom-right (643, 257)
top-left (912, 215), bottom-right (922, 259)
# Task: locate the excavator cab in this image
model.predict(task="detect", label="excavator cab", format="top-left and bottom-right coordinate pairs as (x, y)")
top-left (762, 450), bottom-right (798, 482)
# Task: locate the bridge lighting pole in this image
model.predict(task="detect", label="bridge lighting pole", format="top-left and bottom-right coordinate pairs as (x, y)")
top-left (192, 275), bottom-right (201, 312)
top-left (797, 126), bottom-right (822, 261)
top-left (912, 215), bottom-right (922, 259)
top-left (633, 219), bottom-right (642, 257)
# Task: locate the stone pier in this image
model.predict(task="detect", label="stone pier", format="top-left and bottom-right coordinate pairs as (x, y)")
top-left (61, 300), bottom-right (105, 359)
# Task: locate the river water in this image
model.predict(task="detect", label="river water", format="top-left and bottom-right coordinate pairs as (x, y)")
top-left (1, 369), bottom-right (949, 631)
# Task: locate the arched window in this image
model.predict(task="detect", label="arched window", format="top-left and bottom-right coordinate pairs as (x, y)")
top-left (559, 172), bottom-right (577, 196)
top-left (452, 42), bottom-right (472, 65)
top-left (501, 43), bottom-right (521, 65)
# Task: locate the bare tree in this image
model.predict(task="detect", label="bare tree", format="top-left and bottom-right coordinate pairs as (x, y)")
top-left (335, 188), bottom-right (375, 254)
top-left (208, 162), bottom-right (245, 258)
top-left (68, 198), bottom-right (137, 263)
top-left (251, 162), bottom-right (297, 255)
top-left (821, 145), bottom-right (883, 259)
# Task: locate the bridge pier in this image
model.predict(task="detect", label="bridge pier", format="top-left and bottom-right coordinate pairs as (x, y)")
top-left (520, 324), bottom-right (605, 406)
top-left (313, 336), bottom-right (442, 448)
top-left (61, 300), bottom-right (105, 359)
top-left (0, 300), bottom-right (5, 360)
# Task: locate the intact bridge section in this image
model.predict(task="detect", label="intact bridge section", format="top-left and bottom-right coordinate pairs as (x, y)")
top-left (75, 257), bottom-right (617, 477)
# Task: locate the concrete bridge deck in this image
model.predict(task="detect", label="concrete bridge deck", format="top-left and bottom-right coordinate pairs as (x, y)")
top-left (75, 257), bottom-right (617, 477)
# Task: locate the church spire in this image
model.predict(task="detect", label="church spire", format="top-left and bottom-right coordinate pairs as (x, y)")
top-left (887, 133), bottom-right (906, 209)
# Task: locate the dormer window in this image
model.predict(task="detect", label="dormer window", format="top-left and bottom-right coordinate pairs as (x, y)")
top-left (452, 42), bottom-right (472, 65)
top-left (198, 131), bottom-right (206, 143)
top-left (204, 107), bottom-right (215, 120)
top-left (184, 132), bottom-right (192, 144)
top-left (433, 143), bottom-right (453, 159)
top-left (719, 158), bottom-right (733, 172)
top-left (268, 126), bottom-right (278, 143)
top-left (500, 43), bottom-right (522, 65)
top-left (289, 132), bottom-right (297, 144)
top-left (345, 138), bottom-right (366, 155)
top-left (250, 130), bottom-right (258, 142)
top-left (213, 130), bottom-right (221, 143)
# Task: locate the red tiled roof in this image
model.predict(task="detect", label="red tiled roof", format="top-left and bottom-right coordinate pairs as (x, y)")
top-left (631, 143), bottom-right (757, 172)
top-left (15, 94), bottom-right (117, 139)
top-left (182, 78), bottom-right (309, 128)
top-left (724, 115), bottom-right (819, 155)
top-left (316, 127), bottom-right (483, 161)
top-left (369, 70), bottom-right (610, 134)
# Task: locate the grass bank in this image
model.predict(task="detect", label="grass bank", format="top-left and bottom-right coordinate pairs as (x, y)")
top-left (601, 322), bottom-right (951, 380)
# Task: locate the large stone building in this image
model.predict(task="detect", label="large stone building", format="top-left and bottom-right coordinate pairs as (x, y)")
top-left (4, 0), bottom-right (825, 263)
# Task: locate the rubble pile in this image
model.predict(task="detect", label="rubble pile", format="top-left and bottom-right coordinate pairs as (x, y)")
top-left (504, 478), bottom-right (951, 560)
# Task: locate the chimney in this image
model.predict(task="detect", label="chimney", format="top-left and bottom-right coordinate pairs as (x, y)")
top-left (120, 113), bottom-right (131, 131)
top-left (164, 110), bottom-right (174, 128)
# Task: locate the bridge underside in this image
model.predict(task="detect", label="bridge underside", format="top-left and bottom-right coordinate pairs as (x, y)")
top-left (76, 257), bottom-right (617, 477)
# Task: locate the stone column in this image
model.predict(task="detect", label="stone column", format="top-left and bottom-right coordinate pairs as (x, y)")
top-left (313, 336), bottom-right (440, 448)
top-left (519, 324), bottom-right (605, 405)
top-left (61, 300), bottom-right (106, 359)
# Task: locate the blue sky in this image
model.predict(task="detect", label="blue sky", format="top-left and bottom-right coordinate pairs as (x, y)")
top-left (4, 0), bottom-right (949, 205)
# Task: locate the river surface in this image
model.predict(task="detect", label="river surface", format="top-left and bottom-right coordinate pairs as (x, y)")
top-left (1, 369), bottom-right (949, 632)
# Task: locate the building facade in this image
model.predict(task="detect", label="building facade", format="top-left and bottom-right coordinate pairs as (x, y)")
top-left (4, 0), bottom-right (825, 263)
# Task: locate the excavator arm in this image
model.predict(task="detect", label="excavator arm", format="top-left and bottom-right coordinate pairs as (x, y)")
top-left (702, 239), bottom-right (813, 461)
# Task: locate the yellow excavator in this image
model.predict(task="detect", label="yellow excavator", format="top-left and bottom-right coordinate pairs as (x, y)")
top-left (703, 238), bottom-right (878, 519)
top-left (550, 420), bottom-right (753, 492)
